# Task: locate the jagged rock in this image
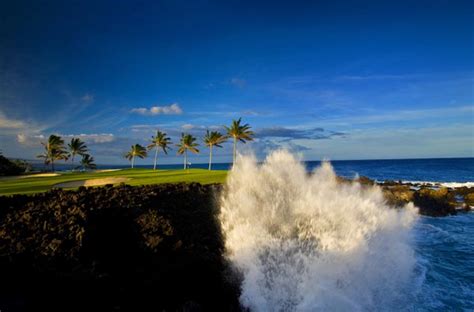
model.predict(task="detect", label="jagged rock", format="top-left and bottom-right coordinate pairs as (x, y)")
top-left (383, 185), bottom-right (414, 207)
top-left (464, 193), bottom-right (474, 210)
top-left (413, 187), bottom-right (457, 217)
top-left (0, 183), bottom-right (240, 311)
top-left (452, 186), bottom-right (473, 196)
top-left (355, 176), bottom-right (375, 185)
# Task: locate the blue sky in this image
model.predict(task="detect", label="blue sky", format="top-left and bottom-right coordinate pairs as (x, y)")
top-left (1, 0), bottom-right (473, 165)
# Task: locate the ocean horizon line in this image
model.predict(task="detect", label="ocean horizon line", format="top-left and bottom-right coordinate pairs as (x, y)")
top-left (13, 156), bottom-right (474, 168)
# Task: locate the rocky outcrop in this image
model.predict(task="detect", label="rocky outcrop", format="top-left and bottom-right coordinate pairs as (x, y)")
top-left (412, 187), bottom-right (457, 217)
top-left (375, 178), bottom-right (472, 216)
top-left (382, 185), bottom-right (414, 208)
top-left (464, 193), bottom-right (474, 210)
top-left (0, 183), bottom-right (241, 311)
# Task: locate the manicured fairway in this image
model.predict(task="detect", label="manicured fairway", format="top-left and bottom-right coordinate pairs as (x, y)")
top-left (0, 169), bottom-right (228, 195)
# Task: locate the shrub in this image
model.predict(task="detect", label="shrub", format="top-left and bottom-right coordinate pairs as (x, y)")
top-left (0, 155), bottom-right (27, 176)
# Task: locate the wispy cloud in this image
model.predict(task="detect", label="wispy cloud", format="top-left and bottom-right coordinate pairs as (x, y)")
top-left (0, 111), bottom-right (48, 146)
top-left (313, 105), bottom-right (474, 126)
top-left (16, 133), bottom-right (115, 146)
top-left (0, 111), bottom-right (27, 129)
top-left (241, 110), bottom-right (262, 117)
top-left (130, 124), bottom-right (182, 134)
top-left (15, 133), bottom-right (44, 147)
top-left (181, 123), bottom-right (197, 130)
top-left (335, 74), bottom-right (418, 81)
top-left (263, 77), bottom-right (354, 109)
top-left (61, 133), bottom-right (115, 144)
top-left (130, 103), bottom-right (183, 115)
top-left (81, 93), bottom-right (94, 103)
top-left (188, 109), bottom-right (270, 118)
top-left (305, 123), bottom-right (474, 160)
top-left (244, 138), bottom-right (312, 157)
top-left (256, 126), bottom-right (345, 141)
top-left (180, 123), bottom-right (221, 131)
top-left (230, 78), bottom-right (246, 88)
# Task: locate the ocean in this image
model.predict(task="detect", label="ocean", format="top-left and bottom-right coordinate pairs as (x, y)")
top-left (412, 213), bottom-right (474, 310)
top-left (44, 157), bottom-right (474, 184)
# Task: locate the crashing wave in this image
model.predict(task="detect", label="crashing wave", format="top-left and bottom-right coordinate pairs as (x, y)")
top-left (220, 150), bottom-right (419, 311)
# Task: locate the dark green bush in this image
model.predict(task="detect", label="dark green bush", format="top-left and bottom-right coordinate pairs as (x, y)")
top-left (0, 155), bottom-right (27, 176)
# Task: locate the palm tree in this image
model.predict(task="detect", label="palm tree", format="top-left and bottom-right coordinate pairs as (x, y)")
top-left (224, 118), bottom-right (254, 165)
top-left (68, 137), bottom-right (88, 170)
top-left (124, 144), bottom-right (147, 168)
top-left (37, 134), bottom-right (68, 171)
top-left (203, 130), bottom-right (226, 170)
top-left (147, 130), bottom-right (172, 170)
top-left (177, 133), bottom-right (199, 170)
top-left (78, 154), bottom-right (97, 170)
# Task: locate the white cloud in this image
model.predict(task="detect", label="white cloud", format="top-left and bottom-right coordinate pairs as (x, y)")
top-left (16, 133), bottom-right (27, 143)
top-left (181, 124), bottom-right (196, 130)
top-left (17, 133), bottom-right (115, 146)
top-left (181, 124), bottom-right (221, 132)
top-left (130, 103), bottom-right (183, 115)
top-left (16, 133), bottom-right (44, 146)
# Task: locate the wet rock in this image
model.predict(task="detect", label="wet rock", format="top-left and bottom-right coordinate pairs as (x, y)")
top-left (452, 186), bottom-right (473, 196)
top-left (355, 176), bottom-right (375, 185)
top-left (336, 176), bottom-right (351, 184)
top-left (413, 187), bottom-right (457, 217)
top-left (383, 185), bottom-right (414, 207)
top-left (464, 193), bottom-right (474, 211)
top-left (382, 180), bottom-right (399, 186)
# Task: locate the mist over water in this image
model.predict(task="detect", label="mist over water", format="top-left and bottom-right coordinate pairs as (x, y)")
top-left (220, 150), bottom-right (419, 311)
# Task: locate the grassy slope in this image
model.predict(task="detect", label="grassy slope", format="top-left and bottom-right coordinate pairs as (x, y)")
top-left (0, 169), bottom-right (228, 195)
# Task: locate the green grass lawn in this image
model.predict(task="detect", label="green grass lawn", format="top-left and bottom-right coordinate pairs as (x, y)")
top-left (0, 169), bottom-right (228, 195)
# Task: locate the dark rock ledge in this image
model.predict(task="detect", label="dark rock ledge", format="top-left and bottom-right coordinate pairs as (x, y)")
top-left (0, 183), bottom-right (241, 312)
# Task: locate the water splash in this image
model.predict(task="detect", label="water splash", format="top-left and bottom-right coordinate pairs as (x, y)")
top-left (220, 150), bottom-right (419, 311)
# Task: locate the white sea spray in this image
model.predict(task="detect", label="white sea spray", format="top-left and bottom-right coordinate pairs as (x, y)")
top-left (220, 150), bottom-right (419, 311)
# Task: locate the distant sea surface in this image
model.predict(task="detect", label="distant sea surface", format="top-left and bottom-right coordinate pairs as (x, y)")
top-left (43, 157), bottom-right (474, 184)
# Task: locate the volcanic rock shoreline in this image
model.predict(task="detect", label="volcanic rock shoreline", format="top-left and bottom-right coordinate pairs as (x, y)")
top-left (0, 179), bottom-right (472, 311)
top-left (0, 183), bottom-right (241, 312)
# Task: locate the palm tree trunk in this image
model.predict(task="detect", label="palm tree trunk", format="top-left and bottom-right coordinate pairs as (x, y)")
top-left (51, 160), bottom-right (54, 172)
top-left (233, 137), bottom-right (237, 165)
top-left (131, 156), bottom-right (135, 169)
top-left (71, 155), bottom-right (75, 171)
top-left (153, 147), bottom-right (158, 170)
top-left (209, 145), bottom-right (213, 170)
top-left (184, 150), bottom-right (187, 169)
